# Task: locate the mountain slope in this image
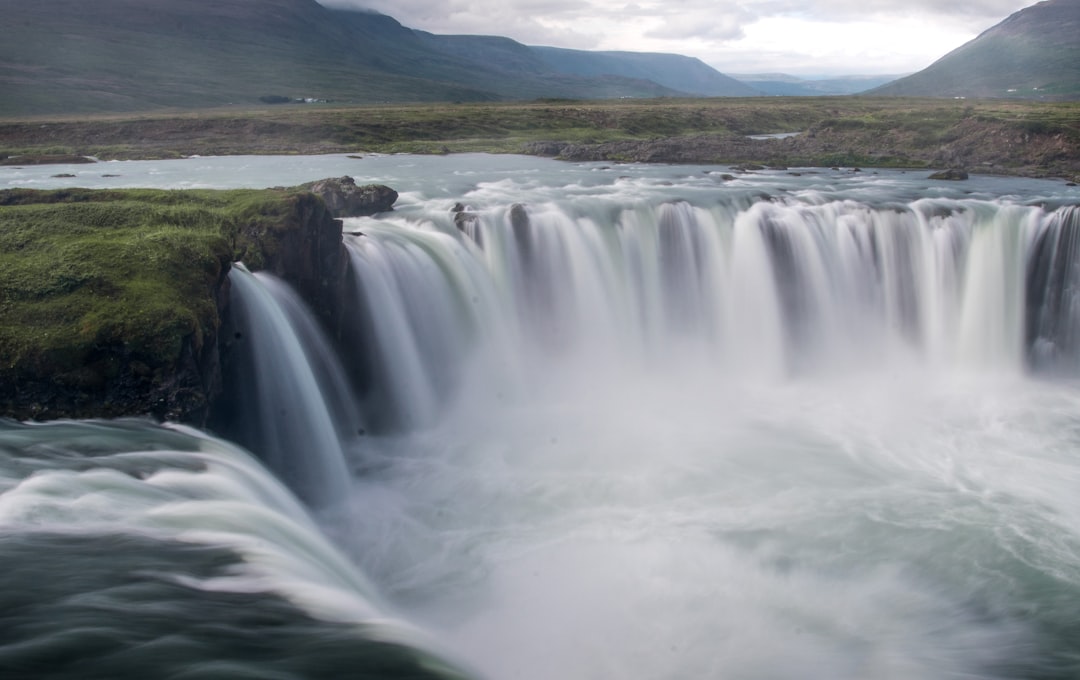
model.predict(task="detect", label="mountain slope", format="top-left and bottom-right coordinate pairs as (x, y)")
top-left (0, 0), bottom-right (499, 114)
top-left (530, 47), bottom-right (758, 97)
top-left (872, 0), bottom-right (1080, 99)
top-left (410, 32), bottom-right (686, 99)
top-left (0, 0), bottom-right (745, 116)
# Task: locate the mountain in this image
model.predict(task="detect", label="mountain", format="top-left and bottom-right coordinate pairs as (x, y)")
top-left (530, 47), bottom-right (758, 97)
top-left (0, 0), bottom-right (751, 116)
top-left (730, 73), bottom-right (902, 96)
top-left (871, 0), bottom-right (1080, 99)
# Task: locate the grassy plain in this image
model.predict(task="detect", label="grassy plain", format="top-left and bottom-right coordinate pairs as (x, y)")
top-left (2, 97), bottom-right (1079, 178)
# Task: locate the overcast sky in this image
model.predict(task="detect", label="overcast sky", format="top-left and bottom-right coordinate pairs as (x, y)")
top-left (319, 0), bottom-right (1035, 77)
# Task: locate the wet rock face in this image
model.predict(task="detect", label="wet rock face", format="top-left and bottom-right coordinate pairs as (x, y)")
top-left (301, 176), bottom-right (398, 217)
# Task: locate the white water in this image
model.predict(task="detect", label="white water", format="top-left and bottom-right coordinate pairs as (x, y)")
top-left (6, 155), bottom-right (1080, 678)
top-left (0, 422), bottom-right (449, 657)
top-left (324, 163), bottom-right (1080, 679)
top-left (225, 265), bottom-right (353, 507)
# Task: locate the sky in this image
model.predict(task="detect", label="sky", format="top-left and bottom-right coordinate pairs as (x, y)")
top-left (319, 0), bottom-right (1037, 77)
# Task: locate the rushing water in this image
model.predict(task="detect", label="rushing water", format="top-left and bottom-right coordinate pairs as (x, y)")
top-left (4, 155), bottom-right (1080, 678)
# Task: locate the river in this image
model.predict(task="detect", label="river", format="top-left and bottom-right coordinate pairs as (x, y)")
top-left (3, 154), bottom-right (1080, 679)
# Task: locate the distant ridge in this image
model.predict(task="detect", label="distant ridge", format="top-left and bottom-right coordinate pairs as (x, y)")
top-left (0, 0), bottom-right (755, 116)
top-left (530, 47), bottom-right (758, 97)
top-left (730, 73), bottom-right (903, 96)
top-left (871, 0), bottom-right (1080, 99)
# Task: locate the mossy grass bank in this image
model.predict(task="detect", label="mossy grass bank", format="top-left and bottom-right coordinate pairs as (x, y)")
top-left (0, 186), bottom-right (335, 420)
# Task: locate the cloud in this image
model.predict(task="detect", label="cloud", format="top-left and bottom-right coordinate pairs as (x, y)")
top-left (321, 0), bottom-right (603, 46)
top-left (317, 0), bottom-right (1035, 74)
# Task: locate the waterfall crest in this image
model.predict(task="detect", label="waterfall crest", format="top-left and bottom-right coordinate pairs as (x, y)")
top-left (336, 196), bottom-right (1080, 426)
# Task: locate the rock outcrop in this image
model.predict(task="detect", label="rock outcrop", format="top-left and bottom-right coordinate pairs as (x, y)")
top-left (301, 176), bottom-right (397, 217)
top-left (0, 180), bottom-right (374, 424)
top-left (928, 168), bottom-right (970, 180)
top-left (231, 190), bottom-right (349, 337)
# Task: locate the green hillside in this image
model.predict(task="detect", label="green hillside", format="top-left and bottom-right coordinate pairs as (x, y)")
top-left (0, 0), bottom-right (748, 116)
top-left (873, 0), bottom-right (1080, 99)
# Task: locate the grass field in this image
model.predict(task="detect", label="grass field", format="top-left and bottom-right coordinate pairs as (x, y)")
top-left (2, 97), bottom-right (1079, 177)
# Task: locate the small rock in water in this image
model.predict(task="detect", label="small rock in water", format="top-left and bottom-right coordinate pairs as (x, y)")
top-left (928, 168), bottom-right (969, 180)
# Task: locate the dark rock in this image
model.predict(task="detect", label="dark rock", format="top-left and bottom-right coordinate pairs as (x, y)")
top-left (522, 141), bottom-right (570, 157)
top-left (928, 168), bottom-right (969, 180)
top-left (732, 164), bottom-right (766, 172)
top-left (451, 202), bottom-right (482, 246)
top-left (453, 211), bottom-right (478, 230)
top-left (1, 154), bottom-right (95, 166)
top-left (509, 203), bottom-right (530, 238)
top-left (454, 211), bottom-right (481, 247)
top-left (51, 173), bottom-right (76, 178)
top-left (236, 191), bottom-right (349, 339)
top-left (301, 176), bottom-right (397, 217)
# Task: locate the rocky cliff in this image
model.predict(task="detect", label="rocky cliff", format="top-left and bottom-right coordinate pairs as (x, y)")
top-left (0, 180), bottom-right (393, 424)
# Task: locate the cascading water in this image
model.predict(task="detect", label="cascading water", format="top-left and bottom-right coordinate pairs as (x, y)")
top-left (214, 265), bottom-right (354, 507)
top-left (1027, 204), bottom-right (1080, 372)
top-left (0, 419), bottom-right (471, 679)
top-left (326, 171), bottom-right (1080, 680)
top-left (347, 191), bottom-right (1076, 388)
top-left (3, 155), bottom-right (1080, 679)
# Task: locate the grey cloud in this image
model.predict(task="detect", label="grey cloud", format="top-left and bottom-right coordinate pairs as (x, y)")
top-left (320, 0), bottom-right (1030, 27)
top-left (318, 0), bottom-right (1031, 41)
top-left (635, 1), bottom-right (756, 41)
top-left (752, 0), bottom-right (1030, 23)
top-left (316, 0), bottom-right (1034, 74)
top-left (644, 16), bottom-right (749, 42)
top-left (320, 0), bottom-right (601, 45)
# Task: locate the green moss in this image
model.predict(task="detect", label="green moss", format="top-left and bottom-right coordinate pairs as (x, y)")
top-left (0, 187), bottom-right (297, 385)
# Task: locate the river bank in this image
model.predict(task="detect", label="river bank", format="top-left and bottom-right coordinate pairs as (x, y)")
top-left (2, 97), bottom-right (1078, 180)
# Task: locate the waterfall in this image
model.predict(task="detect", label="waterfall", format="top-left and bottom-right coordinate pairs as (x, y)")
top-left (216, 265), bottom-right (354, 507)
top-left (216, 194), bottom-right (1080, 506)
top-left (342, 223), bottom-right (509, 430)
top-left (336, 196), bottom-right (1080, 412)
top-left (6, 155), bottom-right (1080, 680)
top-left (1027, 205), bottom-right (1080, 372)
